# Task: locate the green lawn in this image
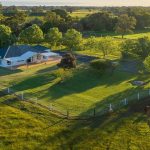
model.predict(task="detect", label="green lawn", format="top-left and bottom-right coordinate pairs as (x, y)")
top-left (0, 92), bottom-right (150, 149)
top-left (0, 60), bottom-right (150, 116)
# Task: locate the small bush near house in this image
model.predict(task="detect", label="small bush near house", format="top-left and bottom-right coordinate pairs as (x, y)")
top-left (90, 59), bottom-right (112, 73)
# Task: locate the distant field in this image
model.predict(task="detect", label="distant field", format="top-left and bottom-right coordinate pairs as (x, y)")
top-left (114, 31), bottom-right (150, 39)
top-left (70, 9), bottom-right (99, 18)
top-left (83, 30), bottom-right (150, 39)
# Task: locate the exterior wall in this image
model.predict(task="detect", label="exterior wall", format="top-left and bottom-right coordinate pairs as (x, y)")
top-left (0, 58), bottom-right (26, 67)
top-left (0, 52), bottom-right (59, 68)
top-left (0, 59), bottom-right (7, 67)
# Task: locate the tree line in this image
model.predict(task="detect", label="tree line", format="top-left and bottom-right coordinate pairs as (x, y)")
top-left (0, 4), bottom-right (150, 36)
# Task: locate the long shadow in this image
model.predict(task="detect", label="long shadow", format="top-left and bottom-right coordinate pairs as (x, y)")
top-left (39, 67), bottom-right (136, 100)
top-left (35, 65), bottom-right (58, 74)
top-left (12, 73), bottom-right (56, 91)
top-left (77, 86), bottom-right (145, 120)
top-left (12, 65), bottom-right (136, 101)
top-left (0, 67), bottom-right (22, 77)
top-left (40, 89), bottom-right (150, 149)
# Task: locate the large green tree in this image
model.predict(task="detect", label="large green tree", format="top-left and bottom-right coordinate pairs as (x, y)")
top-left (3, 12), bottom-right (27, 35)
top-left (121, 37), bottom-right (150, 59)
top-left (63, 29), bottom-right (83, 51)
top-left (80, 12), bottom-right (117, 32)
top-left (96, 37), bottom-right (115, 58)
top-left (45, 27), bottom-right (62, 47)
top-left (115, 14), bottom-right (136, 38)
top-left (19, 24), bottom-right (44, 44)
top-left (42, 12), bottom-right (63, 33)
top-left (0, 25), bottom-right (14, 48)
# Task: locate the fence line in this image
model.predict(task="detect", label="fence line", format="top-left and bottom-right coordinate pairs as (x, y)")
top-left (0, 85), bottom-right (150, 120)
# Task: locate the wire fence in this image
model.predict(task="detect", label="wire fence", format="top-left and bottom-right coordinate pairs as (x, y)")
top-left (0, 85), bottom-right (150, 120)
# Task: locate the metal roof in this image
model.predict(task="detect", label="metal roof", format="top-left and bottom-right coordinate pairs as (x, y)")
top-left (0, 47), bottom-right (8, 59)
top-left (0, 45), bottom-right (50, 59)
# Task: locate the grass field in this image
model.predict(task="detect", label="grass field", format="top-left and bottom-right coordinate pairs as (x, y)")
top-left (1, 31), bottom-right (150, 149)
top-left (0, 57), bottom-right (150, 116)
top-left (70, 9), bottom-right (99, 18)
top-left (0, 91), bottom-right (150, 149)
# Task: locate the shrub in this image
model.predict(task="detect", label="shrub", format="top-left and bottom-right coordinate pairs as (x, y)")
top-left (90, 59), bottom-right (112, 73)
top-left (144, 55), bottom-right (150, 72)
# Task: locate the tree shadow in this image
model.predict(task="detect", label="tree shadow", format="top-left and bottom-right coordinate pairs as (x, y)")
top-left (0, 67), bottom-right (22, 77)
top-left (41, 90), bottom-right (150, 149)
top-left (39, 67), bottom-right (136, 100)
top-left (35, 65), bottom-right (58, 74)
top-left (12, 73), bottom-right (56, 91)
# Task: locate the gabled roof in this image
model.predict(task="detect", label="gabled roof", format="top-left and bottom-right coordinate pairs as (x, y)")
top-left (0, 47), bottom-right (8, 59)
top-left (1, 45), bottom-right (50, 58)
top-left (33, 45), bottom-right (50, 52)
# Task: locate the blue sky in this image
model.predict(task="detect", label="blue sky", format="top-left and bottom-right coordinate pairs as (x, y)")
top-left (1, 0), bottom-right (150, 6)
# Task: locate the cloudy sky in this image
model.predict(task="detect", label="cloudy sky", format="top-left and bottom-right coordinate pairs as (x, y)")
top-left (1, 0), bottom-right (150, 6)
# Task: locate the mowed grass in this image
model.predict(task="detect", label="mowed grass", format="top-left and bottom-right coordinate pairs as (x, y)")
top-left (0, 92), bottom-right (150, 149)
top-left (1, 60), bottom-right (150, 116)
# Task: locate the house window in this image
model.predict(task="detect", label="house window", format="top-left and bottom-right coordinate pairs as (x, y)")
top-left (43, 56), bottom-right (47, 59)
top-left (7, 61), bottom-right (11, 65)
top-left (37, 54), bottom-right (41, 60)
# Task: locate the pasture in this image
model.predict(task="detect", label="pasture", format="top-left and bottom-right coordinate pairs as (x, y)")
top-left (0, 90), bottom-right (150, 149)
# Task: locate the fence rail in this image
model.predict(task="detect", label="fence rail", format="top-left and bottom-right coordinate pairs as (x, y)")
top-left (0, 85), bottom-right (150, 120)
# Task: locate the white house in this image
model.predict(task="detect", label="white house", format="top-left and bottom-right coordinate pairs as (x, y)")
top-left (0, 45), bottom-right (60, 68)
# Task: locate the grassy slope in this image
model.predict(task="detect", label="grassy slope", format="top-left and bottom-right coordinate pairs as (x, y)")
top-left (0, 93), bottom-right (150, 150)
top-left (1, 60), bottom-right (150, 116)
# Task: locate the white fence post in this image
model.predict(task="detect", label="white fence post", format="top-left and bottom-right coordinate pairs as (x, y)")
top-left (7, 88), bottom-right (10, 93)
top-left (21, 92), bottom-right (24, 100)
top-left (124, 98), bottom-right (128, 105)
top-left (137, 92), bottom-right (140, 100)
top-left (109, 104), bottom-right (113, 112)
top-left (49, 104), bottom-right (53, 110)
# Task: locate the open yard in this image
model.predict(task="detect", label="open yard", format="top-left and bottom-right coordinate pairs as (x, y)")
top-left (0, 54), bottom-right (150, 116)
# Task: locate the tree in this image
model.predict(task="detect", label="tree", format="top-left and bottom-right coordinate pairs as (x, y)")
top-left (52, 9), bottom-right (68, 19)
top-left (19, 24), bottom-right (44, 44)
top-left (45, 27), bottom-right (62, 47)
top-left (63, 29), bottom-right (83, 51)
top-left (57, 53), bottom-right (76, 69)
top-left (85, 36), bottom-right (97, 51)
top-left (29, 18), bottom-right (44, 27)
top-left (96, 37), bottom-right (115, 58)
top-left (0, 25), bottom-right (14, 47)
top-left (121, 37), bottom-right (150, 59)
top-left (3, 11), bottom-right (27, 35)
top-left (144, 56), bottom-right (150, 72)
top-left (42, 12), bottom-right (64, 33)
top-left (115, 14), bottom-right (136, 38)
top-left (0, 3), bottom-right (2, 13)
top-left (136, 37), bottom-right (150, 59)
top-left (80, 12), bottom-right (117, 32)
